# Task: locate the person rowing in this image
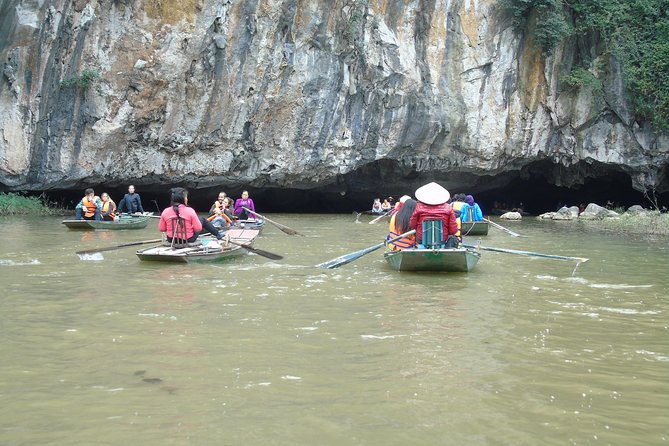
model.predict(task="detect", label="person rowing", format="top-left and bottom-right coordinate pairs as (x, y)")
top-left (159, 187), bottom-right (224, 245)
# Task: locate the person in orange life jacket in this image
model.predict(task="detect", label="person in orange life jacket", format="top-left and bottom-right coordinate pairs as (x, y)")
top-left (159, 187), bottom-right (224, 243)
top-left (450, 193), bottom-right (466, 234)
top-left (117, 185), bottom-right (144, 214)
top-left (99, 193), bottom-right (117, 221)
top-left (387, 197), bottom-right (417, 250)
top-left (460, 194), bottom-right (484, 222)
top-left (409, 182), bottom-right (460, 248)
top-left (74, 188), bottom-right (101, 220)
top-left (208, 192), bottom-right (233, 229)
top-left (234, 190), bottom-right (256, 220)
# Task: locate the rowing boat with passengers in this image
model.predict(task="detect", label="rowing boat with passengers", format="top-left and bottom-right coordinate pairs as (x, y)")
top-left (136, 228), bottom-right (259, 263)
top-left (384, 246), bottom-right (481, 272)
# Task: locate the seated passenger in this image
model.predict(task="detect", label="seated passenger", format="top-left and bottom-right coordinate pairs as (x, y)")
top-left (234, 190), bottom-right (256, 220)
top-left (74, 188), bottom-right (101, 220)
top-left (381, 199), bottom-right (392, 211)
top-left (460, 194), bottom-right (484, 222)
top-left (208, 192), bottom-right (233, 229)
top-left (371, 198), bottom-right (383, 213)
top-left (409, 182), bottom-right (459, 248)
top-left (387, 198), bottom-right (417, 250)
top-left (100, 193), bottom-right (117, 221)
top-left (117, 185), bottom-right (144, 215)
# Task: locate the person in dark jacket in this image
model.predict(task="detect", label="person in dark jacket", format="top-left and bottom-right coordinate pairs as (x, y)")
top-left (409, 182), bottom-right (460, 248)
top-left (117, 185), bottom-right (144, 214)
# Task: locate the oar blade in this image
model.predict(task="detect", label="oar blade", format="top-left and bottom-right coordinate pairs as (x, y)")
top-left (75, 238), bottom-right (162, 255)
top-left (242, 207), bottom-right (305, 236)
top-left (463, 243), bottom-right (588, 263)
top-left (226, 240), bottom-right (283, 260)
top-left (317, 243), bottom-right (385, 269)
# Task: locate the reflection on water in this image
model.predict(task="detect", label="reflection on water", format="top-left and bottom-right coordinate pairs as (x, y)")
top-left (1, 215), bottom-right (668, 445)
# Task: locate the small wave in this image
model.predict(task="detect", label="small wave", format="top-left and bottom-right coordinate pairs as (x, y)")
top-left (361, 334), bottom-right (407, 340)
top-left (536, 275), bottom-right (558, 281)
top-left (0, 259), bottom-right (41, 266)
top-left (596, 307), bottom-right (660, 315)
top-left (281, 375), bottom-right (302, 381)
top-left (590, 284), bottom-right (653, 289)
top-left (77, 253), bottom-right (104, 262)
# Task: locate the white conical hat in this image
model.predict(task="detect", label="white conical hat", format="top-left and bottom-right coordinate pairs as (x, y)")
top-left (399, 195), bottom-right (412, 203)
top-left (414, 182), bottom-right (450, 205)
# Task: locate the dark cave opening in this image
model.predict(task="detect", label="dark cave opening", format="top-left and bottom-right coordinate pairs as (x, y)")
top-left (40, 162), bottom-right (668, 216)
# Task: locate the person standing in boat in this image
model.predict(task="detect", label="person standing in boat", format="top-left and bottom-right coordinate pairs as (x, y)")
top-left (409, 182), bottom-right (460, 248)
top-left (99, 193), bottom-right (117, 221)
top-left (387, 197), bottom-right (417, 250)
top-left (117, 185), bottom-right (144, 215)
top-left (74, 188), bottom-right (102, 220)
top-left (208, 192), bottom-right (233, 229)
top-left (159, 187), bottom-right (224, 244)
top-left (460, 195), bottom-right (484, 222)
top-left (234, 190), bottom-right (256, 220)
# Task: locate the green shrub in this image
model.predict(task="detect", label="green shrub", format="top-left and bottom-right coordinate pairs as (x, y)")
top-left (60, 69), bottom-right (101, 90)
top-left (0, 193), bottom-right (65, 216)
top-left (499, 0), bottom-right (669, 133)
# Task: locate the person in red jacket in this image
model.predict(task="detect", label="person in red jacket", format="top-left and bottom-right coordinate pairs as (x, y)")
top-left (410, 182), bottom-right (460, 248)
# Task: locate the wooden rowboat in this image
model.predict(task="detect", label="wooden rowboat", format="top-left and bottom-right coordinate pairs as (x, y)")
top-left (384, 246), bottom-right (481, 272)
top-left (460, 220), bottom-right (489, 236)
top-left (136, 228), bottom-right (259, 263)
top-left (62, 215), bottom-right (151, 230)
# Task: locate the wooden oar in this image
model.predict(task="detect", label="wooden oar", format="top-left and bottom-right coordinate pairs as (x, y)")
top-left (462, 243), bottom-right (588, 263)
top-left (318, 230), bottom-right (416, 269)
top-left (224, 239), bottom-right (283, 260)
top-left (483, 218), bottom-right (520, 237)
top-left (242, 207), bottom-right (304, 236)
top-left (368, 211), bottom-right (391, 225)
top-left (76, 238), bottom-right (162, 255)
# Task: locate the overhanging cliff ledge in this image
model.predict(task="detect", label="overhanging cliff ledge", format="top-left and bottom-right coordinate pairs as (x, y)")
top-left (1, 0), bottom-right (667, 207)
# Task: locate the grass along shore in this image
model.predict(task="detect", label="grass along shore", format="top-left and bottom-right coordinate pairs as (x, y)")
top-left (0, 192), bottom-right (65, 216)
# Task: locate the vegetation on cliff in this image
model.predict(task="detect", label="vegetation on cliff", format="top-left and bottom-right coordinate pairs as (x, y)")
top-left (500, 0), bottom-right (669, 132)
top-left (0, 193), bottom-right (64, 216)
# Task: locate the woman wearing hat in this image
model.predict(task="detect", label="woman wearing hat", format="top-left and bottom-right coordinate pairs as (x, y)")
top-left (409, 182), bottom-right (460, 248)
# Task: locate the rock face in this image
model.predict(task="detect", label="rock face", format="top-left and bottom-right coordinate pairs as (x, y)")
top-left (1, 0), bottom-right (668, 195)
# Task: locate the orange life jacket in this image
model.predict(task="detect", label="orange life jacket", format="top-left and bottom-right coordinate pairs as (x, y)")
top-left (451, 202), bottom-right (464, 236)
top-left (207, 200), bottom-right (232, 224)
top-left (387, 214), bottom-right (416, 250)
top-left (101, 200), bottom-right (116, 219)
top-left (82, 197), bottom-right (98, 218)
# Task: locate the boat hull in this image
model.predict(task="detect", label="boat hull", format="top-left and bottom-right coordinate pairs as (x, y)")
top-left (62, 216), bottom-right (151, 230)
top-left (460, 221), bottom-right (489, 236)
top-left (136, 228), bottom-right (258, 263)
top-left (384, 247), bottom-right (481, 272)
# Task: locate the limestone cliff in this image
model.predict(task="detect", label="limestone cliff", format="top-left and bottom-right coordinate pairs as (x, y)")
top-left (1, 0), bottom-right (667, 196)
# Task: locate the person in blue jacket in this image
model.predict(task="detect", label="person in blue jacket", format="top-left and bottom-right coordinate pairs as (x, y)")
top-left (460, 195), bottom-right (484, 222)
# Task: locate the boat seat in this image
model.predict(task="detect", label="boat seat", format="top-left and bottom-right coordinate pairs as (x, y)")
top-left (422, 219), bottom-right (445, 249)
top-left (164, 216), bottom-right (202, 248)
